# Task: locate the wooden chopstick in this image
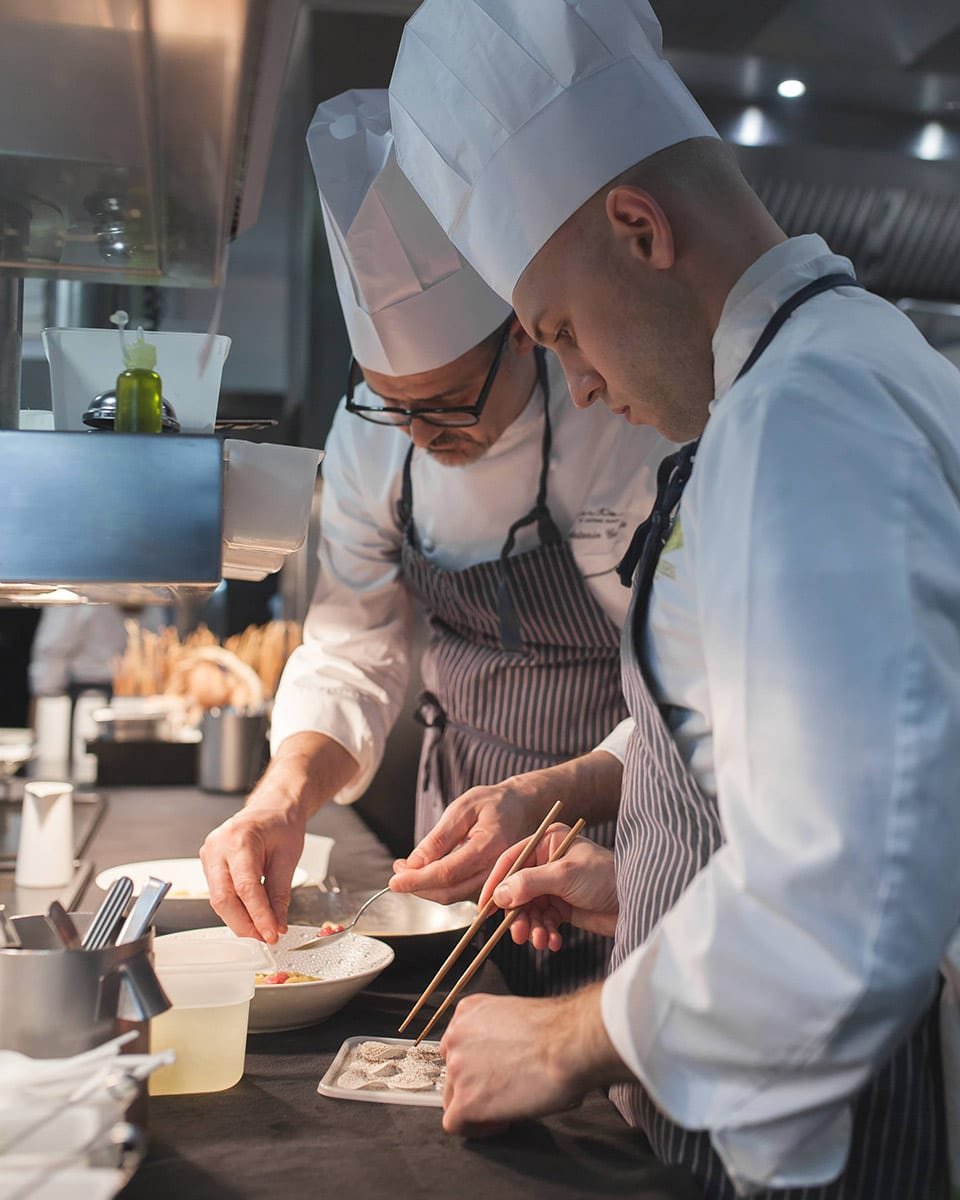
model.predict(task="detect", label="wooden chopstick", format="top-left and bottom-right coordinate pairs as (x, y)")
top-left (413, 818), bottom-right (586, 1045)
top-left (397, 799), bottom-right (564, 1034)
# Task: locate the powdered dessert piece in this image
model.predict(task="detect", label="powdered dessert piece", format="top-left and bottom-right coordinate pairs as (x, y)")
top-left (357, 1041), bottom-right (406, 1063)
top-left (335, 1041), bottom-right (444, 1095)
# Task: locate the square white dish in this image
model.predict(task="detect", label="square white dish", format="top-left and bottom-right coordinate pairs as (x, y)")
top-left (318, 1036), bottom-right (444, 1108)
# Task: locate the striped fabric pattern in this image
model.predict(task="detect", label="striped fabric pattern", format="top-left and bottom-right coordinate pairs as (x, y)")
top-left (610, 543), bottom-right (944, 1199)
top-left (399, 371), bottom-right (627, 995)
top-left (405, 537), bottom-right (625, 995)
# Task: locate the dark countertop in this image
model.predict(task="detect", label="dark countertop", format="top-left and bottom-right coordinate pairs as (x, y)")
top-left (81, 789), bottom-right (700, 1200)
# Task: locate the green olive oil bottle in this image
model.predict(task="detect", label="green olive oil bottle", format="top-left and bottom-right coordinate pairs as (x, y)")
top-left (115, 331), bottom-right (162, 433)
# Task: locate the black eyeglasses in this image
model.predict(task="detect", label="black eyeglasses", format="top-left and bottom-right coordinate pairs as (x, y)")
top-left (345, 320), bottom-right (511, 428)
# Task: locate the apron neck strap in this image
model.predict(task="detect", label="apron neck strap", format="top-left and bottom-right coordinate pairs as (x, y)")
top-left (735, 272), bottom-right (863, 383)
top-left (398, 442), bottom-right (417, 544)
top-left (500, 347), bottom-right (562, 560)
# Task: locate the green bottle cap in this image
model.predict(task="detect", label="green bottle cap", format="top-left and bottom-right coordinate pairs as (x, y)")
top-left (122, 330), bottom-right (158, 371)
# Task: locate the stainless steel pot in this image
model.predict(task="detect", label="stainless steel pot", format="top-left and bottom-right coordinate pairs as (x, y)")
top-left (339, 891), bottom-right (479, 968)
top-left (0, 913), bottom-right (170, 1059)
top-left (199, 708), bottom-right (267, 793)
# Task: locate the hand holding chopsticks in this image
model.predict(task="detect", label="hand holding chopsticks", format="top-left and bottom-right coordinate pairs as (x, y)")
top-left (410, 818), bottom-right (587, 1044)
top-left (397, 799), bottom-right (564, 1035)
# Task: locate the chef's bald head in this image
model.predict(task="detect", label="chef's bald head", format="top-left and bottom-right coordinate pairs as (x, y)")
top-left (508, 137), bottom-right (780, 442)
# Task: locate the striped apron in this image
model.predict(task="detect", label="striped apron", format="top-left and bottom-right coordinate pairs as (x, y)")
top-left (610, 274), bottom-right (945, 1198)
top-left (399, 348), bottom-right (627, 996)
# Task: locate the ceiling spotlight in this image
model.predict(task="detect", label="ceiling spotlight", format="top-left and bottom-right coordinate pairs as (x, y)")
top-left (777, 79), bottom-right (806, 99)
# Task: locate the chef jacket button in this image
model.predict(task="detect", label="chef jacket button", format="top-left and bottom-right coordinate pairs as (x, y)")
top-left (421, 538), bottom-right (435, 553)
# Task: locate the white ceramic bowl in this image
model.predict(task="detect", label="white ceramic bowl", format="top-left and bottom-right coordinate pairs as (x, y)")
top-left (158, 926), bottom-right (395, 1033)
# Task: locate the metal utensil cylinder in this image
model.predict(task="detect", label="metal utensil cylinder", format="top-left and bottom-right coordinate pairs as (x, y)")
top-left (0, 914), bottom-right (169, 1059)
top-left (199, 709), bottom-right (267, 793)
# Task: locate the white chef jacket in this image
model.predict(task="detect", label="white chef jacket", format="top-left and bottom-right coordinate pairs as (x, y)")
top-left (271, 351), bottom-right (672, 801)
top-left (601, 235), bottom-right (960, 1191)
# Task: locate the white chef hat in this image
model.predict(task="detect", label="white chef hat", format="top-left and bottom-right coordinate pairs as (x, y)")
top-left (389, 0), bottom-right (719, 301)
top-left (307, 89), bottom-right (511, 377)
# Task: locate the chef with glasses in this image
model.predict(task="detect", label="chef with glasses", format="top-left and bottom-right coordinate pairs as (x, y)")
top-left (200, 90), bottom-right (672, 994)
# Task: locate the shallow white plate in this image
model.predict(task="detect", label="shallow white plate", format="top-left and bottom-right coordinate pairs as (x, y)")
top-left (158, 926), bottom-right (395, 1033)
top-left (95, 858), bottom-right (309, 901)
top-left (95, 858), bottom-right (306, 934)
top-left (317, 1036), bottom-right (444, 1108)
top-left (93, 834), bottom-right (334, 933)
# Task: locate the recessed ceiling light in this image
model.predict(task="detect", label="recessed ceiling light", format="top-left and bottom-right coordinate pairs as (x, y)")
top-left (733, 106), bottom-right (770, 147)
top-left (777, 79), bottom-right (806, 99)
top-left (915, 121), bottom-right (947, 161)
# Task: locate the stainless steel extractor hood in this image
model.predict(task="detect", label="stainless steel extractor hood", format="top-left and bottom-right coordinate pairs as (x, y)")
top-left (0, 431), bottom-right (223, 606)
top-left (0, 0), bottom-right (301, 287)
top-left (0, 0), bottom-right (302, 605)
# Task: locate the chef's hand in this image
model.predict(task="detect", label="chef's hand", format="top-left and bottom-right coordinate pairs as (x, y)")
top-left (390, 750), bottom-right (623, 905)
top-left (441, 984), bottom-right (631, 1136)
top-left (478, 823), bottom-right (619, 949)
top-left (200, 732), bottom-right (357, 943)
top-left (390, 774), bottom-right (554, 905)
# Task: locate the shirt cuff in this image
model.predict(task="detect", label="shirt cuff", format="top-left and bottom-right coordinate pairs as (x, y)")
top-left (593, 718), bottom-right (634, 764)
top-left (269, 686), bottom-right (377, 805)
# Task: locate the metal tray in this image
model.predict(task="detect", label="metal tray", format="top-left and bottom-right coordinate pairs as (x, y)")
top-left (0, 790), bottom-right (106, 866)
top-left (317, 1036), bottom-right (444, 1108)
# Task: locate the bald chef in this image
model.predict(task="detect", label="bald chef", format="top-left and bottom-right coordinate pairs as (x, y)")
top-left (390, 1), bottom-right (960, 1196)
top-left (199, 89), bottom-right (672, 994)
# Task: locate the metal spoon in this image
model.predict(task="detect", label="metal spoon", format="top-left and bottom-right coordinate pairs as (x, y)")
top-left (46, 900), bottom-right (82, 949)
top-left (289, 885), bottom-right (392, 953)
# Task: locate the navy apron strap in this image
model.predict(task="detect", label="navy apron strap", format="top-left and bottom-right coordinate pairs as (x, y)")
top-left (397, 443), bottom-right (417, 546)
top-left (497, 348), bottom-right (562, 651)
top-left (413, 691), bottom-right (446, 796)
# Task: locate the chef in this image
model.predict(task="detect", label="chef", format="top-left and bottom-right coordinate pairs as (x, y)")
top-left (199, 89), bottom-right (673, 994)
top-left (28, 606), bottom-right (128, 700)
top-left (388, 1), bottom-right (960, 1195)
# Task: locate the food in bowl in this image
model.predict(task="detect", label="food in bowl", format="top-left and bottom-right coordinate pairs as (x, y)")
top-left (255, 970), bottom-right (321, 986)
top-left (315, 920), bottom-right (345, 937)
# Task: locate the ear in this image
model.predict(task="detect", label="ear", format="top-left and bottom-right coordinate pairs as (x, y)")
top-left (507, 313), bottom-right (536, 355)
top-left (604, 185), bottom-right (675, 270)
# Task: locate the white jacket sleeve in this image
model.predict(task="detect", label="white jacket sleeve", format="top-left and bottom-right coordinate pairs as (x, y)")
top-left (601, 363), bottom-right (960, 1191)
top-left (270, 405), bottom-right (413, 804)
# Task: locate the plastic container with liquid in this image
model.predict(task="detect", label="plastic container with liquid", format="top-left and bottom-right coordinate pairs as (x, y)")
top-left (149, 937), bottom-right (268, 1095)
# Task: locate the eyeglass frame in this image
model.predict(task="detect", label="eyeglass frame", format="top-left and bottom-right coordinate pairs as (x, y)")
top-left (344, 318), bottom-right (512, 428)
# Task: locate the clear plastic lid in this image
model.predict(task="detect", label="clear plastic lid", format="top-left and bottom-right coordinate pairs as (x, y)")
top-left (153, 937), bottom-right (269, 1007)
